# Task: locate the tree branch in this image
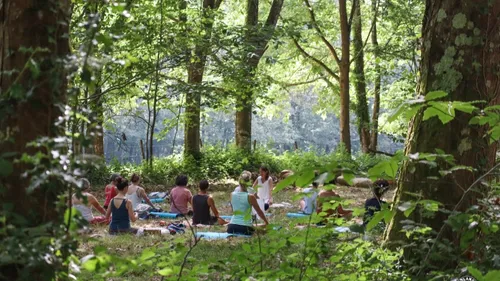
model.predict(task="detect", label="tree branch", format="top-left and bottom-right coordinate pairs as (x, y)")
top-left (350, 0), bottom-right (379, 65)
top-left (293, 38), bottom-right (340, 81)
top-left (347, 0), bottom-right (356, 33)
top-left (303, 0), bottom-right (341, 66)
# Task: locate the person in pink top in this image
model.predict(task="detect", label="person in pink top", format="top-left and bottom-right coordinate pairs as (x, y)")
top-left (170, 175), bottom-right (193, 215)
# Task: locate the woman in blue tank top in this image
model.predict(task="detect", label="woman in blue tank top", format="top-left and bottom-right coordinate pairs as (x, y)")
top-left (106, 177), bottom-right (139, 234)
top-left (228, 172), bottom-right (269, 235)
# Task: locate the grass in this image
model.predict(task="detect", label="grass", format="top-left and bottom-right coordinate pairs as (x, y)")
top-left (77, 182), bottom-right (394, 280)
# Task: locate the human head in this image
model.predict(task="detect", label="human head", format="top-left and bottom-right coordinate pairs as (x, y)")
top-left (373, 179), bottom-right (390, 198)
top-left (259, 166), bottom-right (270, 180)
top-left (110, 173), bottom-right (120, 184)
top-left (131, 173), bottom-right (140, 184)
top-left (116, 177), bottom-right (129, 192)
top-left (176, 174), bottom-right (188, 187)
top-left (199, 180), bottom-right (209, 191)
top-left (239, 171), bottom-right (252, 192)
top-left (79, 178), bottom-right (91, 191)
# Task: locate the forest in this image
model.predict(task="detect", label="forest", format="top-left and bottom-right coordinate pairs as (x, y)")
top-left (1, 0), bottom-right (499, 280)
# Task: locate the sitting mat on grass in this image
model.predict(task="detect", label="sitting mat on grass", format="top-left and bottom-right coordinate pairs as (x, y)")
top-left (195, 232), bottom-right (251, 240)
top-left (220, 213), bottom-right (272, 221)
top-left (150, 212), bottom-right (181, 219)
top-left (147, 198), bottom-right (165, 203)
top-left (286, 213), bottom-right (310, 218)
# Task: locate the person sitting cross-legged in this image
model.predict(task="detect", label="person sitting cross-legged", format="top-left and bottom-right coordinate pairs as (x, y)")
top-left (106, 177), bottom-right (139, 235)
top-left (170, 174), bottom-right (193, 216)
top-left (72, 178), bottom-right (109, 225)
top-left (227, 172), bottom-right (269, 235)
top-left (192, 180), bottom-right (227, 225)
top-left (363, 179), bottom-right (390, 226)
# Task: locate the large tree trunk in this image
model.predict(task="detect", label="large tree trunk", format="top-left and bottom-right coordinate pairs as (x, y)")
top-left (184, 0), bottom-right (218, 159)
top-left (385, 0), bottom-right (500, 263)
top-left (352, 0), bottom-right (370, 153)
top-left (235, 0), bottom-right (284, 152)
top-left (0, 0), bottom-right (70, 278)
top-left (338, 0), bottom-right (351, 154)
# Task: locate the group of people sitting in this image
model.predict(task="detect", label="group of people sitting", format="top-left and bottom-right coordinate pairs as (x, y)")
top-left (71, 166), bottom-right (390, 236)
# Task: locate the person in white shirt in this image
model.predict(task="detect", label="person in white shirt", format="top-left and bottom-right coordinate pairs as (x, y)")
top-left (252, 166), bottom-right (274, 211)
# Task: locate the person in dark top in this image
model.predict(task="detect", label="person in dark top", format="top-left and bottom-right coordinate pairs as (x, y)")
top-left (192, 180), bottom-right (227, 225)
top-left (106, 177), bottom-right (139, 234)
top-left (363, 179), bottom-right (390, 226)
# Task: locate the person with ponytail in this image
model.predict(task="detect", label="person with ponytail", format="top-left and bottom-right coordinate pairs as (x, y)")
top-left (106, 177), bottom-right (139, 234)
top-left (227, 172), bottom-right (269, 235)
top-left (125, 173), bottom-right (155, 211)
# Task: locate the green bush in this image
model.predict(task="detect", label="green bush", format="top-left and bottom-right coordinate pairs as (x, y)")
top-left (86, 144), bottom-right (387, 186)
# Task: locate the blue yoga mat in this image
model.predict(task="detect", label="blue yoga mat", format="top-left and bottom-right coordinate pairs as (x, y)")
top-left (220, 213), bottom-right (272, 221)
top-left (150, 212), bottom-right (181, 219)
top-left (146, 198), bottom-right (165, 203)
top-left (286, 213), bottom-right (310, 218)
top-left (196, 232), bottom-right (251, 240)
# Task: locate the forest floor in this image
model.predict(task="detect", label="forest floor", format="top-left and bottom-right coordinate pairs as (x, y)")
top-left (77, 183), bottom-right (394, 280)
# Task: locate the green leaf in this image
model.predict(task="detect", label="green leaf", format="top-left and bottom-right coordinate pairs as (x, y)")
top-left (423, 102), bottom-right (455, 124)
top-left (425, 91), bottom-right (448, 101)
top-left (342, 171), bottom-right (355, 186)
top-left (140, 248), bottom-right (155, 261)
top-left (366, 210), bottom-right (386, 231)
top-left (82, 257), bottom-right (99, 272)
top-left (158, 267), bottom-right (173, 276)
top-left (468, 266), bottom-right (484, 280)
top-left (274, 174), bottom-right (297, 193)
top-left (485, 270), bottom-right (500, 281)
top-left (452, 101), bottom-right (478, 113)
top-left (295, 169), bottom-right (316, 188)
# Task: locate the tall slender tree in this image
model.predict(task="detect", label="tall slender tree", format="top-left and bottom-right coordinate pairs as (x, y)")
top-left (293, 0), bottom-right (353, 154)
top-left (352, 0), bottom-right (370, 153)
top-left (235, 0), bottom-right (284, 152)
top-left (385, 0), bottom-right (500, 263)
top-left (369, 0), bottom-right (381, 152)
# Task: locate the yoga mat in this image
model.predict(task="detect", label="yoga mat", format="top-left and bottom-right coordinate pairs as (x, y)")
top-left (150, 212), bottom-right (181, 219)
top-left (286, 213), bottom-right (310, 218)
top-left (195, 232), bottom-right (251, 240)
top-left (333, 226), bottom-right (351, 233)
top-left (220, 213), bottom-right (272, 221)
top-left (146, 198), bottom-right (165, 203)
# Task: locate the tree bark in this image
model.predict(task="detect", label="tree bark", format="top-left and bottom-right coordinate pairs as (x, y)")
top-left (369, 0), bottom-right (380, 153)
top-left (339, 0), bottom-right (351, 154)
top-left (352, 0), bottom-right (370, 153)
top-left (184, 0), bottom-right (218, 159)
top-left (0, 0), bottom-right (70, 278)
top-left (92, 89), bottom-right (105, 157)
top-left (235, 0), bottom-right (284, 152)
top-left (385, 0), bottom-right (500, 263)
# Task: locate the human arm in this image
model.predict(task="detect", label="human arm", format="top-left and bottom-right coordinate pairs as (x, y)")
top-left (127, 200), bottom-right (138, 222)
top-left (268, 180), bottom-right (274, 204)
top-left (105, 201), bottom-right (112, 220)
top-left (208, 196), bottom-right (227, 225)
top-left (89, 194), bottom-right (106, 215)
top-left (249, 194), bottom-right (268, 225)
top-left (140, 188), bottom-right (155, 208)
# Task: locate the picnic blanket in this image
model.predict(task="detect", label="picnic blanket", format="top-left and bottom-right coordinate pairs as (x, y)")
top-left (195, 232), bottom-right (251, 240)
top-left (150, 212), bottom-right (182, 219)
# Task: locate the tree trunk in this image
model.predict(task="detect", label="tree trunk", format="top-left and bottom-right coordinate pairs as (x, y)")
top-left (352, 0), bottom-right (370, 153)
top-left (93, 90), bottom-right (105, 157)
top-left (339, 0), bottom-right (351, 154)
top-left (385, 0), bottom-right (500, 263)
top-left (235, 0), bottom-right (284, 152)
top-left (184, 0), bottom-right (218, 159)
top-left (369, 0), bottom-right (380, 153)
top-left (0, 0), bottom-right (70, 278)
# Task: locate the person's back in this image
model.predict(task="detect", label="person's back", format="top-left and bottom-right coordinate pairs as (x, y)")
top-left (230, 191), bottom-right (252, 227)
top-left (192, 194), bottom-right (211, 224)
top-left (363, 179), bottom-right (390, 226)
top-left (104, 174), bottom-right (120, 209)
top-left (125, 185), bottom-right (142, 210)
top-left (109, 198), bottom-right (130, 232)
top-left (170, 175), bottom-right (192, 215)
top-left (73, 193), bottom-right (94, 222)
